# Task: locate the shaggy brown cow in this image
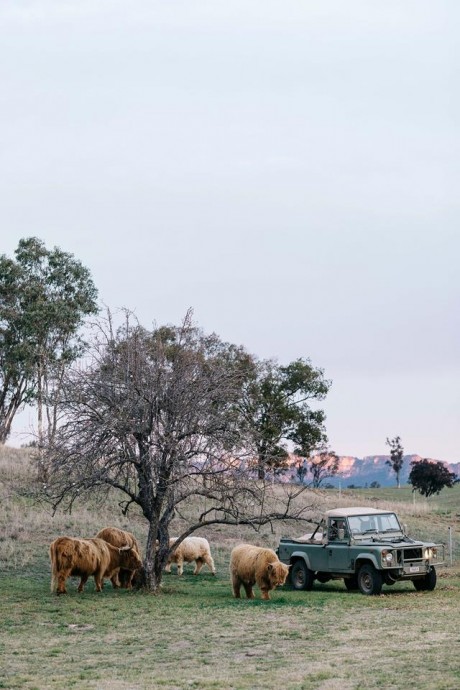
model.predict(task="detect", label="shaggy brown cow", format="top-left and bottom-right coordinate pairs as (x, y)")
top-left (165, 536), bottom-right (216, 576)
top-left (49, 536), bottom-right (142, 595)
top-left (230, 544), bottom-right (289, 600)
top-left (95, 527), bottom-right (142, 589)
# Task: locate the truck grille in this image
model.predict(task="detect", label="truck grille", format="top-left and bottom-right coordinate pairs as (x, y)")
top-left (400, 547), bottom-right (423, 561)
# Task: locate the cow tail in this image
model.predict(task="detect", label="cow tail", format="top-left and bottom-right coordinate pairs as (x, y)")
top-left (49, 541), bottom-right (58, 592)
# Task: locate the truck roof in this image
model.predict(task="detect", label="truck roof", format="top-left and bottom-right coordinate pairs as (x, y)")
top-left (325, 507), bottom-right (394, 518)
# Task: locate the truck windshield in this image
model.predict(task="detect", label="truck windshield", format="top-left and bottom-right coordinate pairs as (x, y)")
top-left (348, 513), bottom-right (401, 535)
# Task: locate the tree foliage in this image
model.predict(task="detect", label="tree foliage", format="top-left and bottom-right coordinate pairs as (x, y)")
top-left (43, 313), bottom-right (318, 592)
top-left (307, 450), bottom-right (339, 488)
top-left (0, 237), bottom-right (98, 445)
top-left (385, 435), bottom-right (404, 488)
top-left (240, 358), bottom-right (331, 479)
top-left (408, 458), bottom-right (459, 498)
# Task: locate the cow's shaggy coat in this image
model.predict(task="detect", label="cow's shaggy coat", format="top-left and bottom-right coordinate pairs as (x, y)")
top-left (166, 536), bottom-right (216, 576)
top-left (230, 544), bottom-right (289, 600)
top-left (96, 527), bottom-right (142, 588)
top-left (49, 536), bottom-right (142, 594)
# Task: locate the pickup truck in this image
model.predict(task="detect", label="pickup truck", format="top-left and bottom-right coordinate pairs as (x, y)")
top-left (277, 507), bottom-right (445, 595)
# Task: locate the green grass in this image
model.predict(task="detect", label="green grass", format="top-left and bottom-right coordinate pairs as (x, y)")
top-left (1, 447), bottom-right (460, 689)
top-left (2, 566), bottom-right (460, 689)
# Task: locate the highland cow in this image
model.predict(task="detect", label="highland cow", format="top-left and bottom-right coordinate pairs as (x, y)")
top-left (230, 544), bottom-right (289, 600)
top-left (165, 536), bottom-right (216, 576)
top-left (49, 536), bottom-right (142, 595)
top-left (95, 527), bottom-right (142, 589)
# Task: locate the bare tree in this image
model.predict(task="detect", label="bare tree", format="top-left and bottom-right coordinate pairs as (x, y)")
top-left (43, 312), bottom-right (316, 592)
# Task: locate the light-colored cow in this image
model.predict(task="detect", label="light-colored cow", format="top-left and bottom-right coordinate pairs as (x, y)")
top-left (166, 536), bottom-right (216, 576)
top-left (230, 544), bottom-right (289, 600)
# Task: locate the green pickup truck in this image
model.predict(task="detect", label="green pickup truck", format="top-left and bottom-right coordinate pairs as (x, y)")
top-left (277, 507), bottom-right (445, 595)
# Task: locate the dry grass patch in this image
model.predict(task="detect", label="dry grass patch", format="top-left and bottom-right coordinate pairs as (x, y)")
top-left (1, 447), bottom-right (460, 689)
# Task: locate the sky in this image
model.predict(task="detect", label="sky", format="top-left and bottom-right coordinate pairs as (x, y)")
top-left (1, 1), bottom-right (459, 462)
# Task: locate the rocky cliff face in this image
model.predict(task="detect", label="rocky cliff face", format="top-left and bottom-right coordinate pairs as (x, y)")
top-left (324, 454), bottom-right (460, 488)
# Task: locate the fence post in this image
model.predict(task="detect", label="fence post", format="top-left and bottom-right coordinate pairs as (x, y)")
top-left (448, 526), bottom-right (453, 566)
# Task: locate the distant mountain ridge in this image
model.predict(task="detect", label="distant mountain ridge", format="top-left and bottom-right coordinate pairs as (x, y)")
top-left (300, 454), bottom-right (460, 488)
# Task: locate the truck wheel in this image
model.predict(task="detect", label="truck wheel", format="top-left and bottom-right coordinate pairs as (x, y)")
top-left (357, 564), bottom-right (383, 595)
top-left (291, 561), bottom-right (314, 591)
top-left (344, 575), bottom-right (359, 591)
top-left (413, 567), bottom-right (437, 591)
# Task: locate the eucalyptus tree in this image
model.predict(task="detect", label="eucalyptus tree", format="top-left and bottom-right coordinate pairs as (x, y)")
top-left (0, 237), bottom-right (98, 446)
top-left (43, 313), bottom-right (314, 592)
top-left (307, 449), bottom-right (339, 488)
top-left (240, 358), bottom-right (331, 479)
top-left (385, 435), bottom-right (404, 488)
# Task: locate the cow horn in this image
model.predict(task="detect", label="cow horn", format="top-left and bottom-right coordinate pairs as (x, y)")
top-left (119, 545), bottom-right (132, 552)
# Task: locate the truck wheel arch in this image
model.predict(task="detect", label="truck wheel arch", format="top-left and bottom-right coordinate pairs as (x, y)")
top-left (355, 554), bottom-right (380, 572)
top-left (290, 558), bottom-right (315, 591)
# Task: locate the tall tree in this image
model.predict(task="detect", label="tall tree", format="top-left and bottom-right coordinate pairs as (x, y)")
top-left (240, 358), bottom-right (331, 479)
top-left (385, 435), bottom-right (404, 488)
top-left (0, 237), bottom-right (98, 448)
top-left (409, 459), bottom-right (458, 498)
top-left (42, 313), bottom-right (315, 593)
top-left (307, 449), bottom-right (340, 488)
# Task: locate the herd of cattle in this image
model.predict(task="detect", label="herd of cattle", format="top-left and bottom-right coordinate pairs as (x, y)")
top-left (49, 527), bottom-right (290, 600)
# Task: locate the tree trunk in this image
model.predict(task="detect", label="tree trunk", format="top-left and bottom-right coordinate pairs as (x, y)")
top-left (36, 357), bottom-right (47, 483)
top-left (141, 520), bottom-right (163, 593)
top-left (257, 454), bottom-right (266, 480)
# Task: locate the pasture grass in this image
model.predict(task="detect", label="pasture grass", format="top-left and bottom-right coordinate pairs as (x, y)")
top-left (1, 447), bottom-right (460, 689)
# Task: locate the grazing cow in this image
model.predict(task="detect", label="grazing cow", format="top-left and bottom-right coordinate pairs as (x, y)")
top-left (49, 536), bottom-right (142, 595)
top-left (165, 536), bottom-right (216, 576)
top-left (96, 527), bottom-right (142, 589)
top-left (230, 544), bottom-right (289, 600)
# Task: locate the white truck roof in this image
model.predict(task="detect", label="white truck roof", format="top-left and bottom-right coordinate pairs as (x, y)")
top-left (324, 507), bottom-right (393, 518)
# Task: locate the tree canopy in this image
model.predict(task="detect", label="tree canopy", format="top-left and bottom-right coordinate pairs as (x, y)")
top-left (43, 312), bottom-right (322, 592)
top-left (240, 358), bottom-right (331, 479)
top-left (408, 458), bottom-right (458, 498)
top-left (0, 237), bottom-right (98, 444)
top-left (385, 435), bottom-right (404, 488)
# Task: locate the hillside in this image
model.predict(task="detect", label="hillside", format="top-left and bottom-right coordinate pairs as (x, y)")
top-left (286, 454), bottom-right (460, 488)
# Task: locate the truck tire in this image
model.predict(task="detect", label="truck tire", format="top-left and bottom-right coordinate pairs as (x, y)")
top-left (357, 564), bottom-right (383, 595)
top-left (344, 575), bottom-right (359, 591)
top-left (291, 560), bottom-right (314, 591)
top-left (413, 567), bottom-right (437, 591)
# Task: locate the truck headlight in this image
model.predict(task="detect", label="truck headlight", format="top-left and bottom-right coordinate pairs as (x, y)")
top-left (382, 550), bottom-right (394, 565)
top-left (424, 547), bottom-right (435, 559)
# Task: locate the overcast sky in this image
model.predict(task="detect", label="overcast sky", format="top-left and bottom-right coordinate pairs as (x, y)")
top-left (1, 1), bottom-right (459, 462)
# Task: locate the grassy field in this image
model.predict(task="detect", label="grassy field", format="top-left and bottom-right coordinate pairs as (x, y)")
top-left (1, 447), bottom-right (460, 690)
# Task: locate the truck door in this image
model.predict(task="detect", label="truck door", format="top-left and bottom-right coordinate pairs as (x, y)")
top-left (327, 518), bottom-right (352, 571)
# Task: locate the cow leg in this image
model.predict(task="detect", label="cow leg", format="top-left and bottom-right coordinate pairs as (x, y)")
top-left (177, 558), bottom-right (184, 576)
top-left (78, 574), bottom-right (89, 593)
top-left (204, 554), bottom-right (216, 575)
top-left (165, 563), bottom-right (171, 573)
top-left (110, 568), bottom-right (121, 588)
top-left (94, 571), bottom-right (104, 592)
top-left (260, 588), bottom-right (271, 600)
top-left (193, 558), bottom-right (204, 575)
top-left (57, 573), bottom-right (69, 595)
top-left (232, 574), bottom-right (242, 598)
top-left (243, 582), bottom-right (255, 599)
